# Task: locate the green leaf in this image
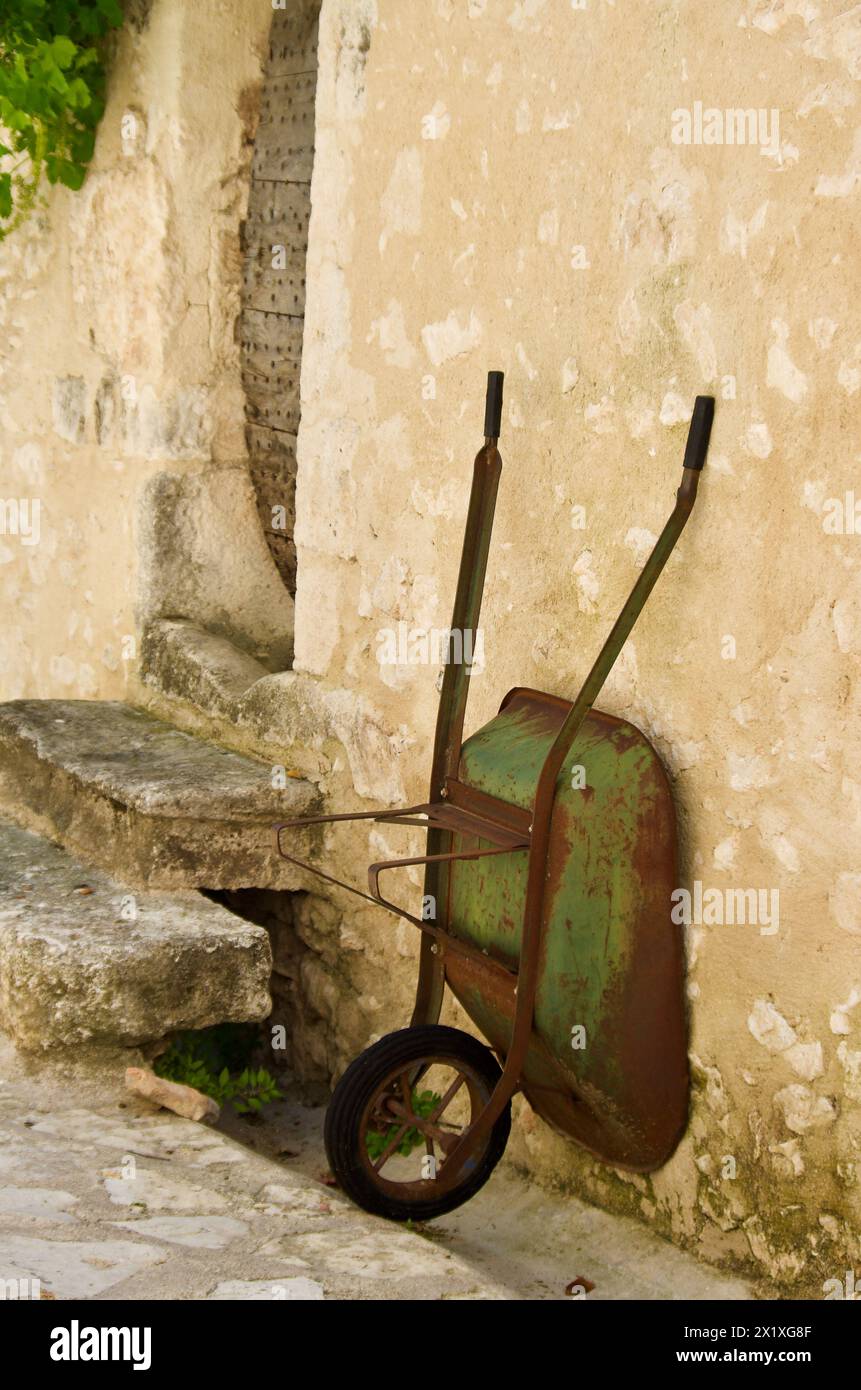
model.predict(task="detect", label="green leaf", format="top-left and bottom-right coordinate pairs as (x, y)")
top-left (0, 174), bottom-right (12, 220)
top-left (97, 0), bottom-right (124, 26)
top-left (50, 35), bottom-right (76, 68)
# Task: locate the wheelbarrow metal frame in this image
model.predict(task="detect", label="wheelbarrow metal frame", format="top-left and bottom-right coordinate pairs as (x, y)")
top-left (274, 375), bottom-right (714, 1188)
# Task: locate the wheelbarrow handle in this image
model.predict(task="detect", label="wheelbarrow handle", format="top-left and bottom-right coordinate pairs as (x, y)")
top-left (483, 370), bottom-right (504, 440)
top-left (683, 394), bottom-right (715, 472)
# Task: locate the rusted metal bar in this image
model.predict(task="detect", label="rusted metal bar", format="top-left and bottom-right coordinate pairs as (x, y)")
top-left (412, 371), bottom-right (505, 1027)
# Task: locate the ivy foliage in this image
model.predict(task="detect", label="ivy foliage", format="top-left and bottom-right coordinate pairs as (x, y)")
top-left (0, 0), bottom-right (124, 238)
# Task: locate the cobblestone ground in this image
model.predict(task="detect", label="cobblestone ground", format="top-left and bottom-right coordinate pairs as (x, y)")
top-left (0, 1051), bottom-right (756, 1302)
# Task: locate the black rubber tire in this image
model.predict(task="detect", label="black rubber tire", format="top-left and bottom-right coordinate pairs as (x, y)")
top-left (324, 1025), bottom-right (511, 1222)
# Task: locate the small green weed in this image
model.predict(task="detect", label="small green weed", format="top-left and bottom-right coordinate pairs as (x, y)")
top-left (365, 1088), bottom-right (442, 1161)
top-left (155, 1025), bottom-right (283, 1117)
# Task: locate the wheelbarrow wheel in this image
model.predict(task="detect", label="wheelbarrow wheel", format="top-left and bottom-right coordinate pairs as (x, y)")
top-left (324, 1024), bottom-right (511, 1222)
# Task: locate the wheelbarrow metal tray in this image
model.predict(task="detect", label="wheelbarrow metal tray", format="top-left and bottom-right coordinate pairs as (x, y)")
top-left (441, 687), bottom-right (689, 1172)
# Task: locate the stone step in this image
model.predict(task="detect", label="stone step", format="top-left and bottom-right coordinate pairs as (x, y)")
top-left (0, 700), bottom-right (317, 890)
top-left (0, 820), bottom-right (272, 1053)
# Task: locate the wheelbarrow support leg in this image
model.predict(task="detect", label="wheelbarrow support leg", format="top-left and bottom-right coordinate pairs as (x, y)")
top-left (440, 395), bottom-right (715, 1183)
top-left (412, 372), bottom-right (505, 1027)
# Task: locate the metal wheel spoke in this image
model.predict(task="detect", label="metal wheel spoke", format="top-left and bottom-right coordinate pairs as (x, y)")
top-left (398, 1069), bottom-right (415, 1119)
top-left (428, 1070), bottom-right (467, 1126)
top-left (372, 1121), bottom-right (411, 1173)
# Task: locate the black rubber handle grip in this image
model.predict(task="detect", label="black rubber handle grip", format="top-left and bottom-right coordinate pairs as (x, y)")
top-left (683, 395), bottom-right (715, 471)
top-left (484, 370), bottom-right (504, 438)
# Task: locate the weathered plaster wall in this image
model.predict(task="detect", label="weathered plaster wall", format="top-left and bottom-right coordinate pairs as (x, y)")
top-left (289, 0), bottom-right (861, 1292)
top-left (0, 0), bottom-right (290, 699)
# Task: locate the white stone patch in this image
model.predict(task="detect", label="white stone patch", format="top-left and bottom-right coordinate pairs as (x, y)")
top-left (719, 203), bottom-right (768, 259)
top-left (29, 1109), bottom-right (173, 1158)
top-left (785, 1041), bottom-right (824, 1082)
top-left (836, 1042), bottom-right (861, 1100)
top-left (617, 290), bottom-right (641, 356)
top-left (584, 396), bottom-right (616, 434)
top-left (573, 550), bottom-right (600, 612)
top-left (104, 1168), bottom-right (229, 1212)
top-left (832, 593), bottom-right (861, 654)
top-left (713, 835), bottom-right (739, 872)
top-left (368, 300), bottom-right (415, 368)
top-left (542, 109), bottom-right (578, 131)
top-left (830, 987), bottom-right (861, 1035)
top-left (421, 309), bottom-right (482, 366)
top-left (808, 317), bottom-right (837, 350)
top-left (672, 740), bottom-right (703, 771)
top-left (769, 1139), bottom-right (804, 1178)
top-left (743, 421), bottom-right (773, 458)
top-left (561, 358), bottom-right (579, 394)
top-left (674, 301), bottom-right (717, 381)
top-left (695, 1057), bottom-right (729, 1120)
top-left (259, 1182), bottom-right (351, 1216)
top-left (800, 478), bottom-right (828, 513)
top-left (373, 413), bottom-right (413, 477)
top-left (625, 398), bottom-right (655, 439)
top-left (485, 62), bottom-right (503, 88)
top-left (659, 392), bottom-right (688, 426)
top-left (746, 0), bottom-right (818, 37)
top-left (0, 1187), bottom-right (78, 1223)
top-left (0, 1236), bottom-right (165, 1298)
top-left (728, 752), bottom-right (772, 791)
top-left (11, 442), bottom-right (45, 487)
top-left (758, 810), bottom-right (801, 872)
top-left (410, 479), bottom-right (460, 519)
top-left (113, 1215), bottom-right (248, 1249)
top-left (624, 528), bottom-right (657, 566)
top-left (773, 1084), bottom-right (837, 1134)
top-left (516, 342), bottom-right (538, 380)
top-left (830, 872), bottom-right (861, 934)
top-left (379, 148), bottom-right (422, 254)
top-left (537, 208), bottom-right (559, 245)
top-left (837, 357), bottom-right (861, 395)
top-left (515, 98), bottom-right (532, 134)
top-left (209, 1278), bottom-right (324, 1301)
top-left (190, 1145), bottom-right (245, 1167)
top-left (766, 319), bottom-right (808, 402)
top-left (508, 0), bottom-right (548, 32)
top-left (815, 127), bottom-right (861, 198)
top-left (748, 999), bottom-right (797, 1053)
top-left (421, 100), bottom-right (450, 141)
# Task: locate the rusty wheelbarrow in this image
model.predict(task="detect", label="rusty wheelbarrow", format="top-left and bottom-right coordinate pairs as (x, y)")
top-left (275, 373), bottom-right (715, 1220)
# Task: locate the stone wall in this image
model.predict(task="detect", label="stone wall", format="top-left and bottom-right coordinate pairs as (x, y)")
top-left (0, 0), bottom-right (291, 699)
top-left (289, 0), bottom-right (861, 1293)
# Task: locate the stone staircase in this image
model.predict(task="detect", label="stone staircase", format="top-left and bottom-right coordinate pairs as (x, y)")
top-left (0, 699), bottom-right (319, 1054)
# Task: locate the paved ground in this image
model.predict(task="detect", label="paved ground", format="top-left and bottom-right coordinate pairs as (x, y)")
top-left (0, 1045), bottom-right (756, 1301)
